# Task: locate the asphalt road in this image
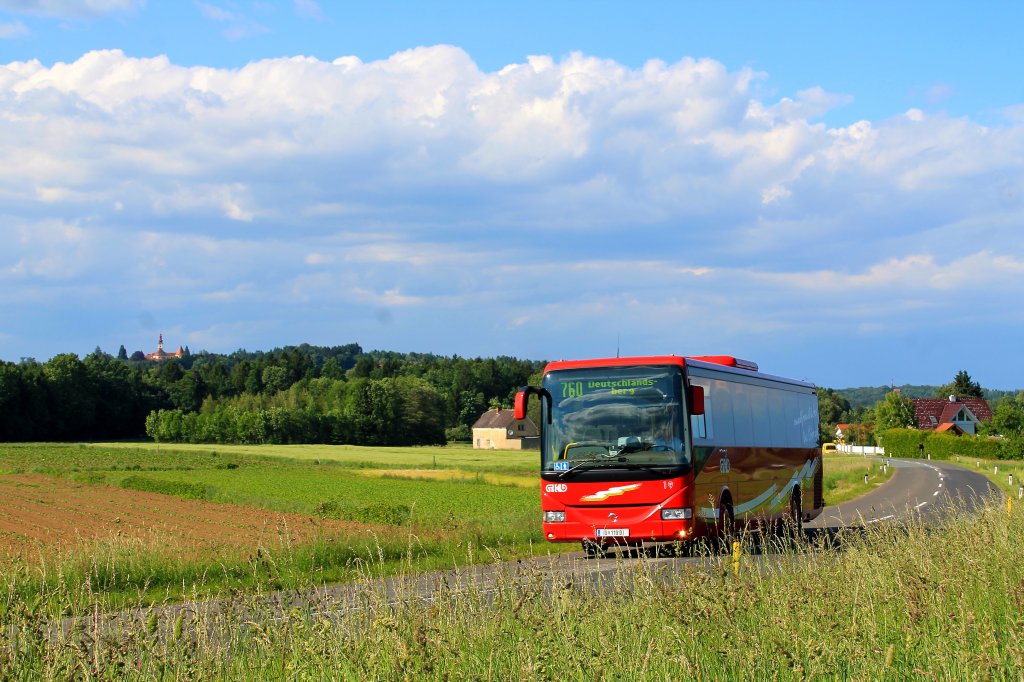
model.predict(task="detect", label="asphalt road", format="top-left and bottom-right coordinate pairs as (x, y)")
top-left (808, 456), bottom-right (998, 529)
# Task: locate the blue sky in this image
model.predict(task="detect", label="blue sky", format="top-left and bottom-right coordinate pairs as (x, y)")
top-left (1, 1), bottom-right (1023, 390)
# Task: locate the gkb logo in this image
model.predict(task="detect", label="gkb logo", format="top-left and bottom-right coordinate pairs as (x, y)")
top-left (719, 457), bottom-right (731, 474)
top-left (545, 483), bottom-right (568, 493)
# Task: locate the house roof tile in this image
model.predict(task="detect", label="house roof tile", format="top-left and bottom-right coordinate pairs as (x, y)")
top-left (911, 398), bottom-right (992, 429)
top-left (471, 408), bottom-right (538, 436)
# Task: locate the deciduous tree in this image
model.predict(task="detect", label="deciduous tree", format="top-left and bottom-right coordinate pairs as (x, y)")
top-left (874, 391), bottom-right (916, 432)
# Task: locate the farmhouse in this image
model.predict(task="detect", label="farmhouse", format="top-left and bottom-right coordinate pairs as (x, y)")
top-left (911, 396), bottom-right (992, 435)
top-left (471, 407), bottom-right (538, 450)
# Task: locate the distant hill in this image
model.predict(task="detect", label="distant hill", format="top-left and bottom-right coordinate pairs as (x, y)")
top-left (835, 385), bottom-right (1018, 409)
top-left (835, 385), bottom-right (936, 409)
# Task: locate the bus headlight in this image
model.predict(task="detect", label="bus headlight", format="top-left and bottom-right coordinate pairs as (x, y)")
top-left (543, 511), bottom-right (566, 523)
top-left (661, 508), bottom-right (692, 521)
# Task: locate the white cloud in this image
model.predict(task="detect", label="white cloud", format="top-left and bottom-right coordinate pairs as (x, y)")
top-left (0, 20), bottom-right (28, 37)
top-left (195, 1), bottom-right (269, 40)
top-left (196, 2), bottom-right (233, 22)
top-left (200, 282), bottom-right (256, 303)
top-left (221, 185), bottom-right (255, 222)
top-left (760, 252), bottom-right (1024, 294)
top-left (0, 0), bottom-right (141, 19)
top-left (304, 252), bottom-right (334, 265)
top-left (2, 47), bottom-right (1024, 384)
top-left (293, 0), bottom-right (323, 20)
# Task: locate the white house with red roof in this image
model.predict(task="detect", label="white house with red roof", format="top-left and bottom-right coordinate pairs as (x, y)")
top-left (911, 396), bottom-right (992, 435)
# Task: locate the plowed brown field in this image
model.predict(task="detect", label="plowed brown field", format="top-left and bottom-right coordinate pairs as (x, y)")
top-left (0, 474), bottom-right (371, 560)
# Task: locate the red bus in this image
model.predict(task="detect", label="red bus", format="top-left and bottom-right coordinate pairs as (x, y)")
top-left (515, 355), bottom-right (823, 553)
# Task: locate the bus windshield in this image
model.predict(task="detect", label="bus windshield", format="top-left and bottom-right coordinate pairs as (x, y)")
top-left (541, 366), bottom-right (688, 474)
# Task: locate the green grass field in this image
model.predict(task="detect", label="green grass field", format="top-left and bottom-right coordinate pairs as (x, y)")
top-left (0, 443), bottom-right (890, 607)
top-left (822, 454), bottom-right (894, 504)
top-left (94, 441), bottom-right (540, 472)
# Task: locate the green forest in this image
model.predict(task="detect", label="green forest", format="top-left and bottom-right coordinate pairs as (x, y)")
top-left (4, 345), bottom-right (1023, 449)
top-left (0, 344), bottom-right (543, 446)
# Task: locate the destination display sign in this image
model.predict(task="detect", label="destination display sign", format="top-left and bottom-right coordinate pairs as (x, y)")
top-left (556, 376), bottom-right (662, 399)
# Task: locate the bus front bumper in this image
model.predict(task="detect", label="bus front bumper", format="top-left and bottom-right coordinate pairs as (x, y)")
top-left (542, 508), bottom-right (694, 544)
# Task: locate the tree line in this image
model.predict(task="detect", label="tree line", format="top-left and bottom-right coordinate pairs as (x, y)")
top-left (8, 347), bottom-right (1018, 452)
top-left (0, 344), bottom-right (544, 445)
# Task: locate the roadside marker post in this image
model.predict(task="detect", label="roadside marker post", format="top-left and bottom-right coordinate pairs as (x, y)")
top-left (732, 541), bottom-right (741, 576)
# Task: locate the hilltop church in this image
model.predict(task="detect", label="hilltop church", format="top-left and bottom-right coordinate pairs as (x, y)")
top-left (144, 333), bottom-right (184, 361)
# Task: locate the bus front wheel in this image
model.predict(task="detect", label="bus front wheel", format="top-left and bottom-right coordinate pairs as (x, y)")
top-left (716, 500), bottom-right (735, 552)
top-left (582, 538), bottom-right (607, 558)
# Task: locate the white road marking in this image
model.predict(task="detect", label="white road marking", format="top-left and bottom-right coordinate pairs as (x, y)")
top-left (915, 501), bottom-right (928, 509)
top-left (933, 490), bottom-right (940, 496)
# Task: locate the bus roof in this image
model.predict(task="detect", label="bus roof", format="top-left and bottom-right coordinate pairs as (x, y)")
top-left (543, 355), bottom-right (815, 390)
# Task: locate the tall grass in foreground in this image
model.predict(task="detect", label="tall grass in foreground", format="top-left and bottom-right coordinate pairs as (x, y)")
top-left (0, 523), bottom-right (550, 611)
top-left (2, 496), bottom-right (1022, 680)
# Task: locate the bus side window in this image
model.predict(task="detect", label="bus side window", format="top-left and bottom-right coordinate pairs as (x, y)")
top-left (711, 379), bottom-right (735, 446)
top-left (732, 383), bottom-right (754, 446)
top-left (690, 383), bottom-right (712, 441)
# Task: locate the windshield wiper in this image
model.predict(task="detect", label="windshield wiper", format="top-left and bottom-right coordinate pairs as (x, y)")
top-left (555, 457), bottom-right (669, 479)
top-left (556, 458), bottom-right (620, 479)
top-left (618, 461), bottom-right (669, 476)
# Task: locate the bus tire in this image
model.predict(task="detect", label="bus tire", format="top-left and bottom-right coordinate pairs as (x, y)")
top-left (582, 539), bottom-right (606, 558)
top-left (717, 499), bottom-right (735, 552)
top-left (788, 488), bottom-right (803, 542)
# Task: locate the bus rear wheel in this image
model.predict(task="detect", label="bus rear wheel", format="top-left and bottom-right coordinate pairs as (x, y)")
top-left (786, 489), bottom-right (803, 543)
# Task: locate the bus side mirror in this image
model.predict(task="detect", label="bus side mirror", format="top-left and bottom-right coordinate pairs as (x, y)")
top-left (514, 390), bottom-right (527, 420)
top-left (690, 385), bottom-right (705, 415)
top-left (516, 386), bottom-right (552, 424)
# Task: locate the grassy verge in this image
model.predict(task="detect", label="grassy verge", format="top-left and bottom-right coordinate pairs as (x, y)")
top-left (1, 495), bottom-right (1020, 679)
top-left (954, 455), bottom-right (1024, 500)
top-left (0, 528), bottom-right (553, 611)
top-left (822, 454), bottom-right (894, 505)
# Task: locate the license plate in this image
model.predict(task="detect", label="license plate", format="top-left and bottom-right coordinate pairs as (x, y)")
top-left (596, 528), bottom-right (629, 537)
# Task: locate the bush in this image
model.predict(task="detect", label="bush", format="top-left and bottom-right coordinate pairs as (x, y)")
top-left (997, 437), bottom-right (1024, 460)
top-left (924, 432), bottom-right (1002, 460)
top-left (875, 428), bottom-right (927, 458)
top-left (877, 428), bottom-right (1011, 460)
top-left (445, 424), bottom-right (472, 443)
